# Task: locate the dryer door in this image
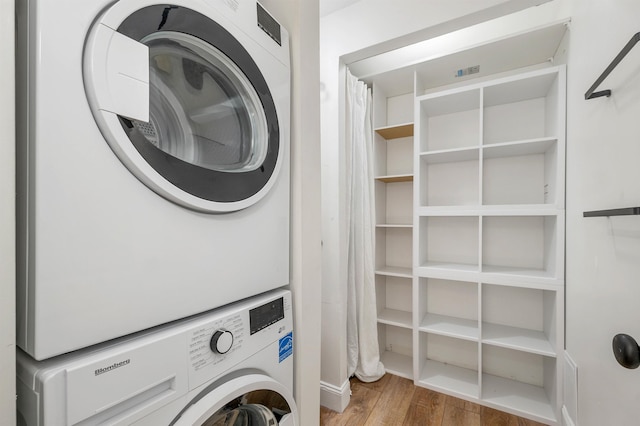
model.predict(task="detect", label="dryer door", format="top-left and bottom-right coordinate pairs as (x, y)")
top-left (84, 2), bottom-right (283, 213)
top-left (171, 374), bottom-right (298, 426)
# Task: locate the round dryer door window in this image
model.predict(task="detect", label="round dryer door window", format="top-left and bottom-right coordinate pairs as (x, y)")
top-left (83, 3), bottom-right (286, 213)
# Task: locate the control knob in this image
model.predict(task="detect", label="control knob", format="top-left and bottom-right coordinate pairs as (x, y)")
top-left (210, 330), bottom-right (234, 354)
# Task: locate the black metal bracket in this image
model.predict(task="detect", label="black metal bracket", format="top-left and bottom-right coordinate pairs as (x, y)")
top-left (583, 207), bottom-right (640, 217)
top-left (585, 32), bottom-right (640, 100)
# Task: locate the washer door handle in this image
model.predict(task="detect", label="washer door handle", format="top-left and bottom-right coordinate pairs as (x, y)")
top-left (85, 23), bottom-right (149, 122)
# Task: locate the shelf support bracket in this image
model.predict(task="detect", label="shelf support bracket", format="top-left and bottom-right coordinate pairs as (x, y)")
top-left (585, 32), bottom-right (640, 100)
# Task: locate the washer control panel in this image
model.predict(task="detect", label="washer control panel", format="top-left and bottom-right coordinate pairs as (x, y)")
top-left (187, 289), bottom-right (292, 390)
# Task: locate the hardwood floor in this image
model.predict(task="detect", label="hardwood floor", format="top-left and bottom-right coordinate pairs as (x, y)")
top-left (319, 374), bottom-right (549, 426)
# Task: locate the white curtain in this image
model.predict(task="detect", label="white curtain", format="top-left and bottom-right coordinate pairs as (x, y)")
top-left (345, 69), bottom-right (385, 382)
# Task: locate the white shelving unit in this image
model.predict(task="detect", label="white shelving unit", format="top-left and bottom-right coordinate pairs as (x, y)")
top-left (372, 85), bottom-right (414, 380)
top-left (362, 21), bottom-right (568, 425)
top-left (413, 65), bottom-right (566, 425)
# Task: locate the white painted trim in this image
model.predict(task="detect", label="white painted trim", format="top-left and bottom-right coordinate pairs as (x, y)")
top-left (563, 350), bottom-right (579, 426)
top-left (320, 379), bottom-right (351, 413)
top-left (562, 406), bottom-right (576, 426)
top-left (0, 0), bottom-right (16, 423)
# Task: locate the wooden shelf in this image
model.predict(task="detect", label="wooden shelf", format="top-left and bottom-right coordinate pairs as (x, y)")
top-left (375, 123), bottom-right (414, 139)
top-left (375, 174), bottom-right (414, 183)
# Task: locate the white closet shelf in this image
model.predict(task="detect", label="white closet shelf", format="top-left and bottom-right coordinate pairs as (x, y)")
top-left (375, 122), bottom-right (414, 139)
top-left (380, 351), bottom-right (413, 379)
top-left (482, 323), bottom-right (556, 356)
top-left (420, 146), bottom-right (480, 164)
top-left (419, 360), bottom-right (479, 398)
top-left (418, 205), bottom-right (563, 216)
top-left (375, 266), bottom-right (412, 278)
top-left (417, 263), bottom-right (480, 282)
top-left (420, 314), bottom-right (479, 341)
top-left (480, 275), bottom-right (563, 290)
top-left (378, 308), bottom-right (412, 329)
top-left (417, 137), bottom-right (559, 159)
top-left (418, 88), bottom-right (481, 116)
top-left (417, 265), bottom-right (562, 288)
top-left (482, 137), bottom-right (557, 158)
top-left (376, 223), bottom-right (413, 228)
top-left (482, 374), bottom-right (556, 424)
top-left (375, 173), bottom-right (414, 183)
top-left (481, 266), bottom-right (557, 283)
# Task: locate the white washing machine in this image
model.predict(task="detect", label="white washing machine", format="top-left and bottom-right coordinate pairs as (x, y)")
top-left (16, 0), bottom-right (290, 360)
top-left (17, 289), bottom-right (297, 425)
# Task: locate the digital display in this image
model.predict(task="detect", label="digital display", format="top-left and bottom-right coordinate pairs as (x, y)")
top-left (249, 297), bottom-right (284, 335)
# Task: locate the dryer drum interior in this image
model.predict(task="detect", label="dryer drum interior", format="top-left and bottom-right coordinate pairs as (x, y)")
top-left (199, 390), bottom-right (291, 425)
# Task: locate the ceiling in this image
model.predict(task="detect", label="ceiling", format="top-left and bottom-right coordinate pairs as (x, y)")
top-left (319, 0), bottom-right (361, 17)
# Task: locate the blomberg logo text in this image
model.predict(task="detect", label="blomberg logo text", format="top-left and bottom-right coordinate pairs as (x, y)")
top-left (94, 359), bottom-right (130, 376)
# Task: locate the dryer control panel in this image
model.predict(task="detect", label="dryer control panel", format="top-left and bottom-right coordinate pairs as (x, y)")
top-left (187, 289), bottom-right (292, 390)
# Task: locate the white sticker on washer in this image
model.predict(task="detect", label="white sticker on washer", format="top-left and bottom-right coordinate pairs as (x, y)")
top-left (224, 0), bottom-right (239, 12)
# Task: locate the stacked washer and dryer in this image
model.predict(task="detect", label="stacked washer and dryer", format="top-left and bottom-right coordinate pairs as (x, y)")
top-left (15, 0), bottom-right (295, 424)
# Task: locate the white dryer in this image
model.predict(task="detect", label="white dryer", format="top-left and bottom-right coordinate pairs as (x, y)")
top-left (17, 289), bottom-right (297, 425)
top-left (16, 0), bottom-right (290, 360)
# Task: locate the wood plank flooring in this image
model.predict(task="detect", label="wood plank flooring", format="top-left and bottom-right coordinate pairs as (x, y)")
top-left (319, 374), bottom-right (549, 426)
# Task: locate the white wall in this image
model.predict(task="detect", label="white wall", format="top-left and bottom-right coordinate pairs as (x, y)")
top-left (564, 1), bottom-right (640, 424)
top-left (0, 0), bottom-right (16, 423)
top-left (259, 1), bottom-right (322, 425)
top-left (322, 0), bottom-right (640, 423)
top-left (319, 0), bottom-right (558, 410)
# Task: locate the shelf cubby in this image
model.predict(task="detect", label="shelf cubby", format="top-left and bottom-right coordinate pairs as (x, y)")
top-left (481, 284), bottom-right (558, 357)
top-left (418, 277), bottom-right (479, 341)
top-left (374, 134), bottom-right (413, 178)
top-left (481, 345), bottom-right (557, 424)
top-left (481, 215), bottom-right (559, 280)
top-left (483, 69), bottom-right (561, 146)
top-left (418, 332), bottom-right (479, 399)
top-left (417, 216), bottom-right (479, 274)
top-left (417, 88), bottom-right (481, 152)
top-left (376, 226), bottom-right (412, 271)
top-left (482, 138), bottom-right (559, 206)
top-left (419, 149), bottom-right (479, 208)
top-left (376, 275), bottom-right (412, 329)
top-left (379, 323), bottom-right (413, 379)
top-left (375, 179), bottom-right (413, 225)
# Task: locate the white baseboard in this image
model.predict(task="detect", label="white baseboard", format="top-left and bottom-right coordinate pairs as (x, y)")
top-left (320, 379), bottom-right (350, 413)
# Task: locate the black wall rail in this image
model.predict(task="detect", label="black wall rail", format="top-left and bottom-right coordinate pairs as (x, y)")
top-left (583, 207), bottom-right (640, 217)
top-left (585, 32), bottom-right (640, 100)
